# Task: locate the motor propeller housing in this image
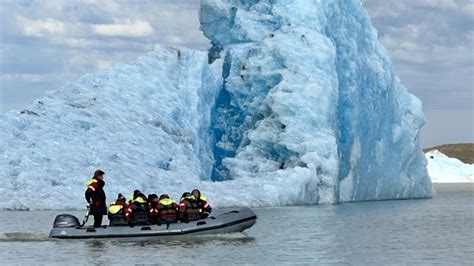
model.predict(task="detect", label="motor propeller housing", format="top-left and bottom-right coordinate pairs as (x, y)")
top-left (53, 214), bottom-right (80, 228)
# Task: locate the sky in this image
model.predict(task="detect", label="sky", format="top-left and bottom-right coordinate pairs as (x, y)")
top-left (0, 0), bottom-right (472, 147)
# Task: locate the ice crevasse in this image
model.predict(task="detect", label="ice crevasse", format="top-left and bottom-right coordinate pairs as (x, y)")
top-left (0, 0), bottom-right (433, 210)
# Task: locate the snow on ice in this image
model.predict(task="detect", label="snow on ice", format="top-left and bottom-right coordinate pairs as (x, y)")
top-left (0, 0), bottom-right (433, 210)
top-left (425, 150), bottom-right (473, 183)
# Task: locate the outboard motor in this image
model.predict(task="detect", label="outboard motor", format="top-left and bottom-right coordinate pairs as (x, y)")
top-left (53, 214), bottom-right (80, 228)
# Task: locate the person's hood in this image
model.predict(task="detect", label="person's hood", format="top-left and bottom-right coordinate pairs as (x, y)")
top-left (116, 197), bottom-right (126, 203)
top-left (192, 189), bottom-right (201, 198)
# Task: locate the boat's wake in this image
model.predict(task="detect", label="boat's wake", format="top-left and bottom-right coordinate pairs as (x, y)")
top-left (0, 232), bottom-right (53, 242)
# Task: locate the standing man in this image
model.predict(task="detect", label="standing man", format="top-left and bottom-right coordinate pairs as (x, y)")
top-left (85, 170), bottom-right (107, 227)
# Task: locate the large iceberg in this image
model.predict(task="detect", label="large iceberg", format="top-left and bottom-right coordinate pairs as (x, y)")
top-left (0, 0), bottom-right (433, 210)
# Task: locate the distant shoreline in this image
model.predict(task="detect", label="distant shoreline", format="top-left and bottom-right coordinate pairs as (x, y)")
top-left (424, 143), bottom-right (473, 164)
top-left (432, 183), bottom-right (473, 192)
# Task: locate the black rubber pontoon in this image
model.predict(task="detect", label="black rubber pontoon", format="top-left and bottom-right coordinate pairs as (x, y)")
top-left (49, 208), bottom-right (257, 239)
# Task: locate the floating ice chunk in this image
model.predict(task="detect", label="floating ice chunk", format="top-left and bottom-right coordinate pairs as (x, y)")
top-left (425, 150), bottom-right (474, 183)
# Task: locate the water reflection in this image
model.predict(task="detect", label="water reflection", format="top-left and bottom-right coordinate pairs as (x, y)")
top-left (81, 233), bottom-right (257, 264)
top-left (86, 239), bottom-right (106, 249)
top-left (84, 233), bottom-right (255, 249)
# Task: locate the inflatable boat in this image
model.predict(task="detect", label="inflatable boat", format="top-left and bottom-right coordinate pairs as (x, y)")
top-left (49, 208), bottom-right (257, 239)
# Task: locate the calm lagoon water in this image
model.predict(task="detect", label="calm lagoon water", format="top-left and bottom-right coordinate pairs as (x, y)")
top-left (0, 184), bottom-right (472, 265)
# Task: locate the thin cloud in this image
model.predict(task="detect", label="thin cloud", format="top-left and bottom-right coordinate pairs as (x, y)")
top-left (19, 17), bottom-right (65, 37)
top-left (91, 19), bottom-right (154, 38)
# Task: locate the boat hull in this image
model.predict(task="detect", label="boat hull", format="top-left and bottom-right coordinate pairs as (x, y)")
top-left (49, 208), bottom-right (257, 239)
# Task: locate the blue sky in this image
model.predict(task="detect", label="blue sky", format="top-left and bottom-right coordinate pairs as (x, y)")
top-left (0, 0), bottom-right (472, 147)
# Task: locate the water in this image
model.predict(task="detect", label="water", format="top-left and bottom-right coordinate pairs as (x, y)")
top-left (0, 184), bottom-right (472, 265)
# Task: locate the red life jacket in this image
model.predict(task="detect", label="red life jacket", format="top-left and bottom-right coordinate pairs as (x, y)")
top-left (125, 197), bottom-right (150, 224)
top-left (179, 196), bottom-right (201, 221)
top-left (148, 202), bottom-right (159, 220)
top-left (158, 198), bottom-right (178, 219)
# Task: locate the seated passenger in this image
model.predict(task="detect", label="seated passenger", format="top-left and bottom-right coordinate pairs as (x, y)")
top-left (125, 190), bottom-right (150, 225)
top-left (107, 193), bottom-right (127, 226)
top-left (147, 193), bottom-right (158, 204)
top-left (178, 192), bottom-right (201, 222)
top-left (147, 194), bottom-right (160, 224)
top-left (191, 189), bottom-right (212, 218)
top-left (157, 194), bottom-right (178, 224)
